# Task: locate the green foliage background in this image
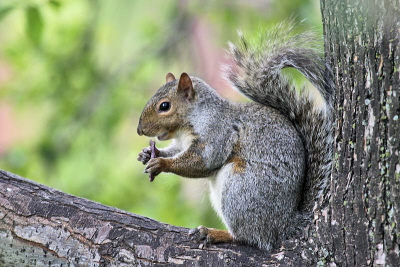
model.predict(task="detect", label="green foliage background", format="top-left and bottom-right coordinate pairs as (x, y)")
top-left (0, 0), bottom-right (321, 229)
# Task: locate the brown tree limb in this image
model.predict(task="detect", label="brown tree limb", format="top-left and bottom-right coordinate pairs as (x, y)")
top-left (0, 170), bottom-right (312, 266)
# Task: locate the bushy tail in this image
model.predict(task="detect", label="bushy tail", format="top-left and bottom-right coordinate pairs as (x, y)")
top-left (224, 23), bottom-right (334, 211)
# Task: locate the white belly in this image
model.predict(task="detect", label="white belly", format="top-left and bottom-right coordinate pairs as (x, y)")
top-left (208, 164), bottom-right (232, 225)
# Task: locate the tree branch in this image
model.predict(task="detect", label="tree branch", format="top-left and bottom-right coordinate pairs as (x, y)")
top-left (0, 170), bottom-right (308, 266)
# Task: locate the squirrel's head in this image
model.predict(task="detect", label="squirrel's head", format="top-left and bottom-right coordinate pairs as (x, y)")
top-left (137, 72), bottom-right (196, 141)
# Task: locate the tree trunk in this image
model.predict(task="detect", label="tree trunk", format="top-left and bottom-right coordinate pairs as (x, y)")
top-left (317, 0), bottom-right (400, 266)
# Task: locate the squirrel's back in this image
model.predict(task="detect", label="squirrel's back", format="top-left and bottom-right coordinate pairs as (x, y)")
top-left (224, 23), bottom-right (333, 211)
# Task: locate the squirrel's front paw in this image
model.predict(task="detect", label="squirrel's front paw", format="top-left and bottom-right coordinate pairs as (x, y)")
top-left (144, 158), bottom-right (166, 177)
top-left (137, 147), bottom-right (152, 164)
top-left (138, 144), bottom-right (160, 165)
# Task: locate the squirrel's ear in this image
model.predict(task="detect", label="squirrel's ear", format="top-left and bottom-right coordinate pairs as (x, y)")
top-left (177, 72), bottom-right (194, 101)
top-left (166, 73), bottom-right (176, 83)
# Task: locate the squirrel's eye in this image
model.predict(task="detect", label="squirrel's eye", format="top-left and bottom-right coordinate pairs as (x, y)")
top-left (159, 101), bottom-right (171, 112)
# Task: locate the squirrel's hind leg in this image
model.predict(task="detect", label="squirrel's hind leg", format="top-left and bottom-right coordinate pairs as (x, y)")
top-left (188, 225), bottom-right (234, 248)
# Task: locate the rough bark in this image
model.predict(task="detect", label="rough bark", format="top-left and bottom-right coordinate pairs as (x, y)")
top-left (0, 170), bottom-right (312, 267)
top-left (317, 0), bottom-right (400, 266)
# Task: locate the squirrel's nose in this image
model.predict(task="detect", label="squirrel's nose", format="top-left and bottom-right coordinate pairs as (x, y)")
top-left (137, 125), bottom-right (143, 136)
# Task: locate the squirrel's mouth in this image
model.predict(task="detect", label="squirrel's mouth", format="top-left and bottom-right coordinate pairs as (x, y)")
top-left (157, 132), bottom-right (168, 141)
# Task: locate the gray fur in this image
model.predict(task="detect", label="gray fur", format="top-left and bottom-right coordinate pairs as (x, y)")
top-left (162, 76), bottom-right (312, 250)
top-left (138, 24), bottom-right (333, 251)
top-left (224, 24), bottom-right (333, 210)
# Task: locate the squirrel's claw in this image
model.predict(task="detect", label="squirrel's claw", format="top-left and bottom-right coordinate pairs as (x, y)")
top-left (144, 158), bottom-right (163, 177)
top-left (137, 147), bottom-right (152, 164)
top-left (137, 154), bottom-right (150, 165)
top-left (188, 225), bottom-right (212, 248)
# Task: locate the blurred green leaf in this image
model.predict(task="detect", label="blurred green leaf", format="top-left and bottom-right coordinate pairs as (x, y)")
top-left (0, 6), bottom-right (14, 21)
top-left (48, 0), bottom-right (62, 10)
top-left (25, 6), bottom-right (44, 45)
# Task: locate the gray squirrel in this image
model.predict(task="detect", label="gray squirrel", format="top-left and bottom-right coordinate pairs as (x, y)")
top-left (136, 23), bottom-right (333, 251)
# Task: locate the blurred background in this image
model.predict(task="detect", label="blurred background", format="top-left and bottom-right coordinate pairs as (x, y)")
top-left (0, 0), bottom-right (322, 229)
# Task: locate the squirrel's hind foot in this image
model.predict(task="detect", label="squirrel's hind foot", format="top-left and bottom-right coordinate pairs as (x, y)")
top-left (188, 225), bottom-right (234, 248)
